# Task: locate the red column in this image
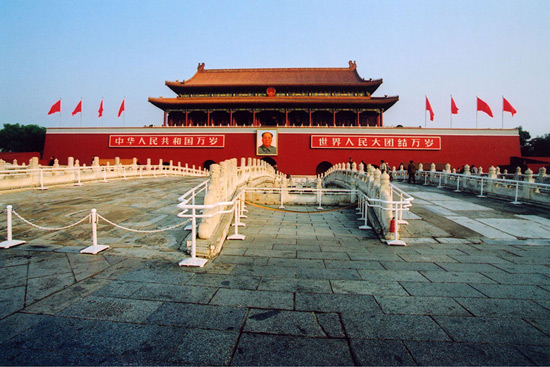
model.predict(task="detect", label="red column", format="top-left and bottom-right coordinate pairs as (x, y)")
top-left (163, 112), bottom-right (167, 126)
top-left (309, 110), bottom-right (312, 126)
top-left (253, 110), bottom-right (256, 126)
top-left (285, 109), bottom-right (289, 126)
top-left (333, 110), bottom-right (336, 126)
top-left (380, 110), bottom-right (384, 127)
top-left (185, 111), bottom-right (189, 126)
top-left (376, 113), bottom-right (380, 127)
top-left (356, 110), bottom-right (360, 126)
top-left (207, 110), bottom-right (211, 126)
top-left (229, 110), bottom-right (233, 126)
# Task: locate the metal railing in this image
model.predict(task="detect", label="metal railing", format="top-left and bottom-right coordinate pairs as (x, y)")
top-left (176, 186), bottom-right (247, 267)
top-left (407, 170), bottom-right (550, 205)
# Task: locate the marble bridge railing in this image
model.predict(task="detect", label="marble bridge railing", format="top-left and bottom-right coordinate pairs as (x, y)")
top-left (0, 156), bottom-right (208, 191)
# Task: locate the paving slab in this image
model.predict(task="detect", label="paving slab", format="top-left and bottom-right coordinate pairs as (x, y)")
top-left (146, 302), bottom-right (247, 331)
top-left (231, 333), bottom-right (354, 366)
top-left (244, 309), bottom-right (329, 337)
top-left (349, 339), bottom-right (416, 366)
top-left (375, 295), bottom-right (471, 316)
top-left (434, 316), bottom-right (550, 345)
top-left (341, 311), bottom-right (451, 341)
top-left (405, 341), bottom-right (533, 366)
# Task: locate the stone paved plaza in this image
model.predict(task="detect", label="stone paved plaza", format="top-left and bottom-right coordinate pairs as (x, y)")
top-left (0, 177), bottom-right (549, 365)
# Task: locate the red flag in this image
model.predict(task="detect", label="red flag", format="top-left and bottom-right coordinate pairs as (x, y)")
top-left (451, 96), bottom-right (459, 114)
top-left (476, 97), bottom-right (493, 117)
top-left (98, 100), bottom-right (104, 118)
top-left (118, 99), bottom-right (125, 118)
top-left (425, 96), bottom-right (434, 121)
top-left (48, 99), bottom-right (61, 115)
top-left (72, 100), bottom-right (82, 116)
top-left (503, 97), bottom-right (517, 116)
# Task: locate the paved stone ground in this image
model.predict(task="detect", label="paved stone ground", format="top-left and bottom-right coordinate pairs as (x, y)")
top-left (0, 178), bottom-right (549, 365)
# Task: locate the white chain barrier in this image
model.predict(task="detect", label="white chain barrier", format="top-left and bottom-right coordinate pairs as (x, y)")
top-left (12, 209), bottom-right (91, 231)
top-left (0, 205), bottom-right (190, 254)
top-left (96, 213), bottom-right (190, 233)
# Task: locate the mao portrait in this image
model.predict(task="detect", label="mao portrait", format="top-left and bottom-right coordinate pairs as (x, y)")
top-left (256, 129), bottom-right (278, 156)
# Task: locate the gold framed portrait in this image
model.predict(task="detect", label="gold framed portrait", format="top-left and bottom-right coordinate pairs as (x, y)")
top-left (256, 129), bottom-right (278, 156)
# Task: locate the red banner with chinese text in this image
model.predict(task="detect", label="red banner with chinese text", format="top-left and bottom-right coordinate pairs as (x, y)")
top-left (311, 135), bottom-right (441, 150)
top-left (109, 135), bottom-right (225, 148)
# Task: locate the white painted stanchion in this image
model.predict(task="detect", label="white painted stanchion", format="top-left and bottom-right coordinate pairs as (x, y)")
top-left (359, 197), bottom-right (372, 230)
top-left (317, 189), bottom-right (323, 210)
top-left (0, 205), bottom-right (26, 248)
top-left (102, 167), bottom-right (108, 183)
top-left (228, 200), bottom-right (246, 241)
top-left (511, 182), bottom-right (521, 204)
top-left (477, 178), bottom-right (486, 198)
top-left (74, 167), bottom-right (82, 186)
top-left (80, 209), bottom-right (109, 254)
top-left (454, 177), bottom-right (461, 192)
top-left (238, 192), bottom-right (247, 219)
top-left (37, 169), bottom-right (48, 190)
top-left (437, 173), bottom-right (443, 188)
top-left (179, 207), bottom-right (208, 267)
top-left (386, 207), bottom-right (407, 246)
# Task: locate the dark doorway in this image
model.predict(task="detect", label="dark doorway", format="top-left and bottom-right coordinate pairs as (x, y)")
top-left (261, 157), bottom-right (278, 172)
top-left (203, 160), bottom-right (216, 171)
top-left (316, 161), bottom-right (333, 176)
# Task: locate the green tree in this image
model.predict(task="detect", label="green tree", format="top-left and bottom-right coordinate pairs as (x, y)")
top-left (0, 124), bottom-right (46, 152)
top-left (529, 133), bottom-right (550, 157)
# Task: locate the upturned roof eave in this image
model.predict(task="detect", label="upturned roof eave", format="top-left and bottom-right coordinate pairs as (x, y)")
top-left (165, 79), bottom-right (383, 91)
top-left (148, 95), bottom-right (398, 110)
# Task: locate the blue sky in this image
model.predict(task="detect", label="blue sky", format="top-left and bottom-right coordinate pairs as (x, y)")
top-left (1, 0), bottom-right (549, 137)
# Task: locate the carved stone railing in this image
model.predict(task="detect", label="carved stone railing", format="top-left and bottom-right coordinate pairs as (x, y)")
top-left (0, 156), bottom-right (207, 191)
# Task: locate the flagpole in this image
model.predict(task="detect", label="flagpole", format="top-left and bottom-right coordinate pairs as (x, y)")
top-left (475, 96), bottom-right (478, 129)
top-left (450, 95), bottom-right (452, 128)
top-left (424, 95), bottom-right (427, 128)
top-left (123, 97), bottom-right (126, 127)
top-left (80, 98), bottom-right (83, 128)
top-left (501, 95), bottom-right (504, 129)
top-left (59, 98), bottom-right (62, 127)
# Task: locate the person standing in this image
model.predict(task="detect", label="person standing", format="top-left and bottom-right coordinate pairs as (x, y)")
top-left (380, 160), bottom-right (388, 173)
top-left (407, 160), bottom-right (416, 184)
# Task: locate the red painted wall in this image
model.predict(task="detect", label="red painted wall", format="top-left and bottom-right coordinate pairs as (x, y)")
top-left (43, 128), bottom-right (520, 175)
top-left (0, 152), bottom-right (41, 164)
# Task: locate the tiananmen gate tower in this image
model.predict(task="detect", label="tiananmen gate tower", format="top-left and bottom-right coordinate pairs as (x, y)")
top-left (43, 61), bottom-right (520, 175)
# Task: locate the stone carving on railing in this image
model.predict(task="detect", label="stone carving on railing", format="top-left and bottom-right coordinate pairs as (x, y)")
top-left (197, 157), bottom-right (278, 240)
top-left (322, 162), bottom-right (397, 238)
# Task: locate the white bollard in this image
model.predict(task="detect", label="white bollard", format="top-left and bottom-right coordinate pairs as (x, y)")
top-left (0, 205), bottom-right (26, 248)
top-left (37, 169), bottom-right (48, 190)
top-left (74, 167), bottom-right (83, 186)
top-left (80, 209), bottom-right (109, 254)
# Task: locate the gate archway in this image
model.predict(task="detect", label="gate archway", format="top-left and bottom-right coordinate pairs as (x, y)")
top-left (203, 160), bottom-right (216, 171)
top-left (316, 161), bottom-right (333, 176)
